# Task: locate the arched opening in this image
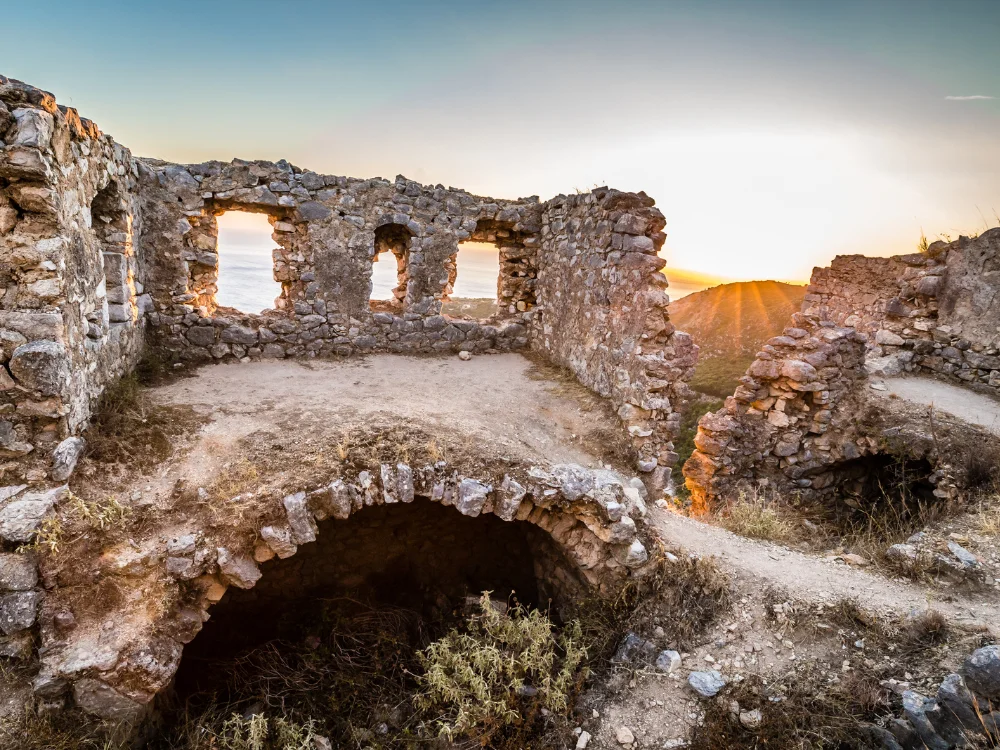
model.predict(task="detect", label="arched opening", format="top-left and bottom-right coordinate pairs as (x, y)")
top-left (164, 500), bottom-right (583, 743)
top-left (90, 180), bottom-right (134, 333)
top-left (215, 211), bottom-right (282, 314)
top-left (370, 223), bottom-right (412, 308)
top-left (808, 454), bottom-right (938, 530)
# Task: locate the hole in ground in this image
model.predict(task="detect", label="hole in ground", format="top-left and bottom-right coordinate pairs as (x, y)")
top-left (812, 455), bottom-right (938, 540)
top-left (160, 500), bottom-right (585, 744)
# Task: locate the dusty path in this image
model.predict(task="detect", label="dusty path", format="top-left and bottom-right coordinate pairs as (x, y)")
top-left (650, 507), bottom-right (1000, 636)
top-left (882, 375), bottom-right (1000, 436)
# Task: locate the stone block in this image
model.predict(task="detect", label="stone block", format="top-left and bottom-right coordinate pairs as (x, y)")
top-left (0, 553), bottom-right (37, 591)
top-left (50, 436), bottom-right (85, 481)
top-left (283, 491), bottom-right (317, 544)
top-left (8, 340), bottom-right (69, 396)
top-left (0, 590), bottom-right (40, 634)
top-left (216, 548), bottom-right (261, 589)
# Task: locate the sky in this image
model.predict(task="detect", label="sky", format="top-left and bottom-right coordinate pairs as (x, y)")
top-left (3, 0), bottom-right (999, 283)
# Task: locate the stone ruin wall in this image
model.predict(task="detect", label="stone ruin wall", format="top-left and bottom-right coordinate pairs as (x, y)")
top-left (0, 75), bottom-right (695, 721)
top-left (805, 229), bottom-right (1000, 394)
top-left (530, 190), bottom-right (698, 483)
top-left (684, 232), bottom-right (1000, 511)
top-left (0, 74), bottom-right (696, 488)
top-left (0, 76), bottom-right (146, 481)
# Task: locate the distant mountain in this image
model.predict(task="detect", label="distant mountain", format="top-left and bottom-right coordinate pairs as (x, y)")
top-left (670, 280), bottom-right (807, 398)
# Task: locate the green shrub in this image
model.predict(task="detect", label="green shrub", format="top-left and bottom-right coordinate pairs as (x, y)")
top-left (416, 594), bottom-right (588, 743)
top-left (212, 715), bottom-right (321, 750)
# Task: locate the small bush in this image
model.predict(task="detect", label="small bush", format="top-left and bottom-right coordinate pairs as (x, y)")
top-left (204, 714), bottom-right (321, 750)
top-left (719, 487), bottom-right (796, 542)
top-left (22, 491), bottom-right (132, 554)
top-left (416, 593), bottom-right (588, 743)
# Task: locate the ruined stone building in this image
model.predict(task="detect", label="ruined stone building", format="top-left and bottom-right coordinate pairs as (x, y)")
top-left (2, 70), bottom-right (999, 743)
top-left (0, 74), bottom-right (698, 722)
top-left (684, 229), bottom-right (1000, 513)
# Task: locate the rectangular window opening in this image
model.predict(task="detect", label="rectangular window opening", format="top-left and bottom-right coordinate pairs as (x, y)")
top-left (442, 241), bottom-right (500, 319)
top-left (216, 211), bottom-right (282, 314)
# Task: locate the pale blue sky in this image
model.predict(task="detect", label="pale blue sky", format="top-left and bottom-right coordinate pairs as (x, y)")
top-left (3, 0), bottom-right (998, 280)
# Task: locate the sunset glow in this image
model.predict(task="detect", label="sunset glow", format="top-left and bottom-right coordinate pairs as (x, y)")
top-left (8, 0), bottom-right (996, 285)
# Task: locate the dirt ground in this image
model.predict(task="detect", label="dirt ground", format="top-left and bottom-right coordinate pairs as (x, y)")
top-left (152, 352), bottom-right (618, 469)
top-left (881, 375), bottom-right (1000, 435)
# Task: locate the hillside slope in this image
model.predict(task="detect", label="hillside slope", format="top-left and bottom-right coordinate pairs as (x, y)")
top-left (670, 280), bottom-right (807, 360)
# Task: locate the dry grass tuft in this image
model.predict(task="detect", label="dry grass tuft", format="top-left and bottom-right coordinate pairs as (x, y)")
top-left (84, 372), bottom-right (206, 471)
top-left (0, 706), bottom-right (130, 750)
top-left (689, 668), bottom-right (890, 750)
top-left (903, 609), bottom-right (949, 650)
top-left (578, 540), bottom-right (732, 656)
top-left (973, 495), bottom-right (1000, 537)
top-left (719, 487), bottom-right (797, 542)
top-left (205, 457), bottom-right (260, 505)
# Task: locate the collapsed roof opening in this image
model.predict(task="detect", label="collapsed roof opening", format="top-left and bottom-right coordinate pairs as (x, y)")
top-left (215, 211), bottom-right (282, 314)
top-left (370, 222), bottom-right (412, 307)
top-left (163, 500), bottom-right (582, 741)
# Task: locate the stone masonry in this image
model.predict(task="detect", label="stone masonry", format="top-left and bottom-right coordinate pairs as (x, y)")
top-left (684, 231), bottom-right (1000, 511)
top-left (804, 229), bottom-right (1000, 394)
top-left (0, 74), bottom-right (696, 487)
top-left (0, 74), bottom-right (695, 723)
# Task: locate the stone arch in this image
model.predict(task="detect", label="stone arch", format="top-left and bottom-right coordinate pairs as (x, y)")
top-left (44, 462), bottom-right (651, 724)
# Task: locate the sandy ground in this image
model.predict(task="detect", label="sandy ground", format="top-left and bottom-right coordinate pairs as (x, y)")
top-left (122, 353), bottom-right (627, 504)
top-left (152, 353), bottom-right (613, 467)
top-left (882, 375), bottom-right (1000, 436)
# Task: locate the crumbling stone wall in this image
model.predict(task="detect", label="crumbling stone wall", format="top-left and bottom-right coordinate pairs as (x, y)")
top-left (138, 162), bottom-right (543, 361)
top-left (0, 74), bottom-right (694, 725)
top-left (0, 74), bottom-right (696, 487)
top-left (804, 229), bottom-right (1000, 394)
top-left (684, 231), bottom-right (1000, 510)
top-left (683, 314), bottom-right (869, 510)
top-left (0, 76), bottom-right (145, 481)
top-left (531, 190), bottom-right (698, 483)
